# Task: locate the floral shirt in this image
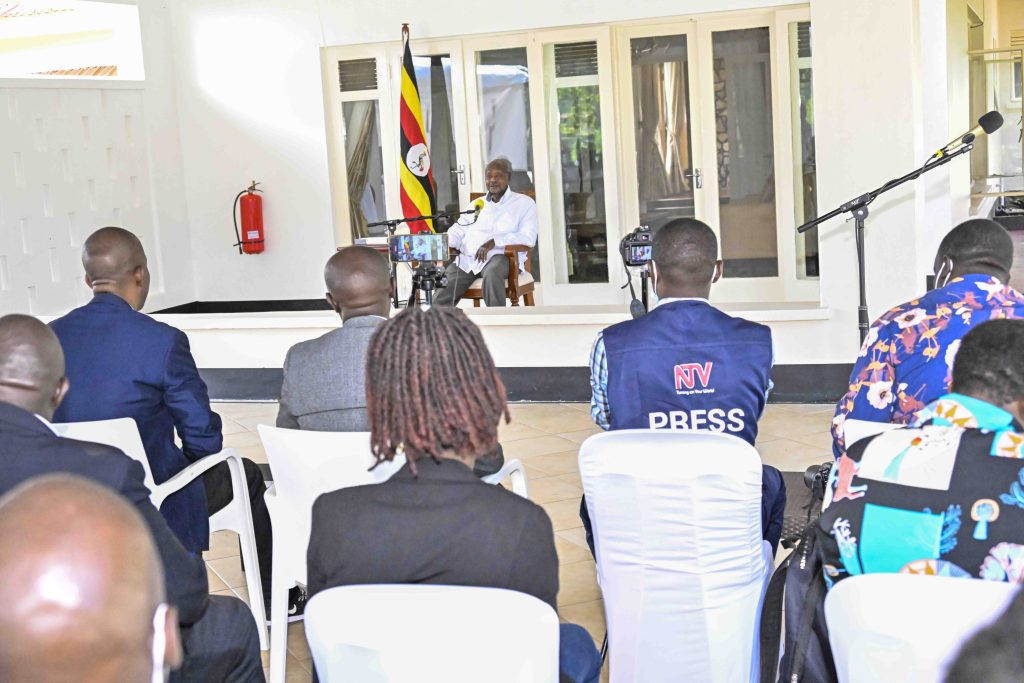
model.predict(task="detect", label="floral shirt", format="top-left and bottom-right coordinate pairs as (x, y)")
top-left (831, 275), bottom-right (1024, 458)
top-left (818, 393), bottom-right (1024, 589)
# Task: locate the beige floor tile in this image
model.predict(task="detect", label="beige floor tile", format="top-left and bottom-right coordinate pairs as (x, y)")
top-left (757, 439), bottom-right (831, 472)
top-left (508, 403), bottom-right (573, 420)
top-left (222, 431), bottom-right (263, 450)
top-left (217, 416), bottom-right (250, 436)
top-left (528, 476), bottom-right (582, 505)
top-left (234, 443), bottom-right (269, 465)
top-left (526, 411), bottom-right (603, 435)
top-left (559, 599), bottom-right (606, 645)
top-left (557, 560), bottom-right (602, 606)
top-left (555, 471), bottom-right (583, 488)
top-left (287, 620), bottom-right (312, 660)
top-left (503, 435), bottom-right (578, 460)
top-left (206, 566), bottom-right (228, 592)
top-left (540, 498), bottom-right (585, 531)
top-left (559, 427), bottom-right (603, 444)
top-left (498, 421), bottom-right (549, 443)
top-left (232, 585), bottom-right (251, 606)
top-left (521, 450), bottom-right (581, 476)
top-left (560, 402), bottom-right (591, 413)
top-left (556, 527), bottom-right (590, 549)
top-left (203, 530), bottom-right (240, 561)
top-left (789, 430), bottom-right (836, 453)
top-left (555, 535), bottom-right (593, 564)
top-left (207, 556), bottom-right (247, 590)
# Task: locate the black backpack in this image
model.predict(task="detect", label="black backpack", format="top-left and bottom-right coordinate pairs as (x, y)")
top-left (759, 464), bottom-right (838, 683)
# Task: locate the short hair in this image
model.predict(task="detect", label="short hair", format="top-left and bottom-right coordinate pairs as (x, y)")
top-left (652, 217), bottom-right (718, 281)
top-left (365, 306), bottom-right (510, 470)
top-left (937, 218), bottom-right (1013, 277)
top-left (951, 319), bottom-right (1024, 405)
top-left (485, 158), bottom-right (513, 178)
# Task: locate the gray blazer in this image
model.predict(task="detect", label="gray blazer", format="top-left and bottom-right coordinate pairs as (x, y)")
top-left (276, 316), bottom-right (384, 431)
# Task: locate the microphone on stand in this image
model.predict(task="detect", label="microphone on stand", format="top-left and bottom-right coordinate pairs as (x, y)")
top-left (932, 110), bottom-right (1003, 158)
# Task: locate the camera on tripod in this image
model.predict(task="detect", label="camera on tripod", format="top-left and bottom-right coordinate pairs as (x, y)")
top-left (389, 233), bottom-right (449, 306)
top-left (620, 226), bottom-right (653, 267)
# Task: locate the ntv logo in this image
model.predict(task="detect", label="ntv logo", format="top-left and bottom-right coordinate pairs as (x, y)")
top-left (674, 362), bottom-right (713, 393)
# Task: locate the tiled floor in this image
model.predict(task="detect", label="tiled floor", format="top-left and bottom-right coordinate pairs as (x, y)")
top-left (207, 401), bottom-right (835, 681)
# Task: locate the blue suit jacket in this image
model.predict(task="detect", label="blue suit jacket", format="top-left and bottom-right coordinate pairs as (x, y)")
top-left (51, 293), bottom-right (222, 553)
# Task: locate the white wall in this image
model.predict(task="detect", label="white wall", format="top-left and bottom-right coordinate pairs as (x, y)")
top-left (0, 0), bottom-right (195, 316)
top-left (164, 0), bottom-right (795, 304)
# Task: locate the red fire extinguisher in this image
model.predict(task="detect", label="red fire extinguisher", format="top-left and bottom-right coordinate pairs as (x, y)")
top-left (232, 181), bottom-right (265, 254)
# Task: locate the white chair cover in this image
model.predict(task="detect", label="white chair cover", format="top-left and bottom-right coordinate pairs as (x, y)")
top-left (52, 417), bottom-right (269, 649)
top-left (304, 584), bottom-right (559, 683)
top-left (257, 426), bottom-right (404, 683)
top-left (825, 574), bottom-right (1016, 683)
top-left (579, 429), bottom-right (769, 683)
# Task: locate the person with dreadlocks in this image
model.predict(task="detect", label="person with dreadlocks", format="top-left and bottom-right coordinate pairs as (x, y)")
top-left (305, 306), bottom-right (602, 683)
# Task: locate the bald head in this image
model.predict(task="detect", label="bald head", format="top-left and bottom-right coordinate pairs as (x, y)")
top-left (0, 314), bottom-right (67, 419)
top-left (0, 475), bottom-right (176, 683)
top-left (324, 246), bottom-right (391, 321)
top-left (82, 227), bottom-right (151, 310)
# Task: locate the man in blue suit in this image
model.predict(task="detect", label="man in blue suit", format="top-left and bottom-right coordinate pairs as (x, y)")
top-left (50, 227), bottom-right (291, 615)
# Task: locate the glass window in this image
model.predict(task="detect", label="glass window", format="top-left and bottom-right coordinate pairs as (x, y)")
top-left (630, 34), bottom-right (695, 231)
top-left (0, 1), bottom-right (144, 79)
top-left (546, 41), bottom-right (608, 284)
top-left (413, 54), bottom-right (460, 226)
top-left (789, 21), bottom-right (818, 278)
top-left (342, 100), bottom-right (386, 239)
top-left (476, 47), bottom-right (534, 192)
top-left (712, 27), bottom-right (778, 278)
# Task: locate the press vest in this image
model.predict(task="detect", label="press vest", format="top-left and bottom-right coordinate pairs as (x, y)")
top-left (603, 299), bottom-right (773, 445)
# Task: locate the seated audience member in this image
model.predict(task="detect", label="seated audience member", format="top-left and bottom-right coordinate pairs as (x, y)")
top-left (433, 158), bottom-right (538, 308)
top-left (944, 587), bottom-right (1024, 683)
top-left (0, 475), bottom-right (182, 683)
top-left (0, 314), bottom-right (263, 683)
top-left (277, 246), bottom-right (504, 476)
top-left (832, 218), bottom-right (1024, 457)
top-left (307, 306), bottom-right (601, 683)
top-left (277, 246), bottom-right (390, 432)
top-left (49, 227), bottom-right (298, 615)
top-left (585, 218), bottom-right (786, 552)
top-left (818, 319), bottom-right (1024, 587)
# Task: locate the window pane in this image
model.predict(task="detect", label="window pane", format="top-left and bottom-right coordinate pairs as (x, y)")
top-left (712, 27), bottom-right (778, 278)
top-left (413, 54), bottom-right (460, 226)
top-left (630, 35), bottom-right (695, 231)
top-left (789, 21), bottom-right (818, 278)
top-left (342, 100), bottom-right (386, 239)
top-left (476, 47), bottom-right (534, 192)
top-left (546, 41), bottom-right (608, 284)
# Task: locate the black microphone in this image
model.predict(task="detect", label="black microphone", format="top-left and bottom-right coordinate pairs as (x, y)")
top-left (933, 110), bottom-right (1003, 158)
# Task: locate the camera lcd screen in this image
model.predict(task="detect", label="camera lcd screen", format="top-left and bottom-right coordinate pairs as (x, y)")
top-left (628, 244), bottom-right (652, 264)
top-left (389, 234), bottom-right (449, 263)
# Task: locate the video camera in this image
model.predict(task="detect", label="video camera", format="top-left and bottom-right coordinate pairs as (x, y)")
top-left (620, 226), bottom-right (653, 267)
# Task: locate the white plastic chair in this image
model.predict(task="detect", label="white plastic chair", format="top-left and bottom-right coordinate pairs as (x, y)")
top-left (579, 429), bottom-right (772, 683)
top-left (257, 425), bottom-right (530, 683)
top-left (304, 584), bottom-right (559, 682)
top-left (825, 574), bottom-right (1017, 683)
top-left (51, 417), bottom-right (269, 649)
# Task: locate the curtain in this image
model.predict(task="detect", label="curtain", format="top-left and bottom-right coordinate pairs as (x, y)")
top-left (634, 62), bottom-right (691, 204)
top-left (347, 103), bottom-right (376, 239)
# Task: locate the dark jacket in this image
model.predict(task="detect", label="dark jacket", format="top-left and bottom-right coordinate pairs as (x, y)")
top-left (50, 293), bottom-right (223, 553)
top-left (307, 457), bottom-right (559, 611)
top-left (0, 401), bottom-right (208, 625)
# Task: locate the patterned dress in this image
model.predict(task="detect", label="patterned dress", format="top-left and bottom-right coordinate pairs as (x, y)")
top-left (832, 275), bottom-right (1024, 458)
top-left (818, 393), bottom-right (1024, 588)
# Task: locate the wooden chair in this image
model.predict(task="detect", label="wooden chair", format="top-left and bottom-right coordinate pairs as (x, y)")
top-left (462, 191), bottom-right (536, 307)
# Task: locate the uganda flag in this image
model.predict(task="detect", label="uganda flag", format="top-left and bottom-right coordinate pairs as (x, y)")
top-left (399, 27), bottom-right (436, 234)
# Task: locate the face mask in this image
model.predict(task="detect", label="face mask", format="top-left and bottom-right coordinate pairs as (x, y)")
top-left (151, 603), bottom-right (169, 683)
top-left (935, 257), bottom-right (954, 289)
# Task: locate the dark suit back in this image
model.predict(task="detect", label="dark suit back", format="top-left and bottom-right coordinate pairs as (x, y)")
top-left (50, 293), bottom-right (222, 553)
top-left (276, 316), bottom-right (384, 431)
top-left (307, 458), bottom-right (559, 611)
top-left (0, 401), bottom-right (208, 625)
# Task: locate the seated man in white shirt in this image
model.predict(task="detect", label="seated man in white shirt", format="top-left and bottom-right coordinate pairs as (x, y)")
top-left (434, 158), bottom-right (538, 307)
